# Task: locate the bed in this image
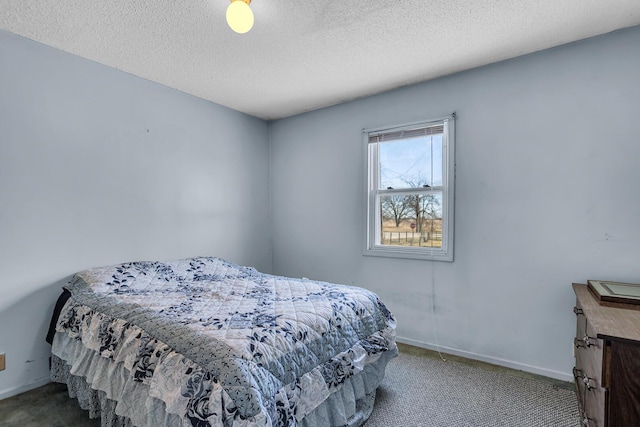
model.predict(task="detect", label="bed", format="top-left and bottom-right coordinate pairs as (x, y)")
top-left (48, 257), bottom-right (397, 427)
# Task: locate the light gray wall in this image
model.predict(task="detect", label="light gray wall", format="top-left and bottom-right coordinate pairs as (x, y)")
top-left (270, 26), bottom-right (640, 381)
top-left (0, 30), bottom-right (271, 398)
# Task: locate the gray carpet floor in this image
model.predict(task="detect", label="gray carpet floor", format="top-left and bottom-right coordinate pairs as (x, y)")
top-left (366, 349), bottom-right (580, 426)
top-left (0, 348), bottom-right (580, 427)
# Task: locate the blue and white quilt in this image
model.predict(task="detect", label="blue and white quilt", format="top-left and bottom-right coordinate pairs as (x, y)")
top-left (53, 257), bottom-right (396, 426)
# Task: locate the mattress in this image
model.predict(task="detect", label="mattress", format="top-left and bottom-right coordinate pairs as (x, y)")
top-left (50, 257), bottom-right (397, 426)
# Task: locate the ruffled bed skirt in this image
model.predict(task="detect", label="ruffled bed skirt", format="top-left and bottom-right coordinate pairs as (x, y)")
top-left (51, 354), bottom-right (133, 427)
top-left (51, 333), bottom-right (396, 427)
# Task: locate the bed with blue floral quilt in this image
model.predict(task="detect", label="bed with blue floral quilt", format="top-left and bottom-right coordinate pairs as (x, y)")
top-left (49, 256), bottom-right (397, 427)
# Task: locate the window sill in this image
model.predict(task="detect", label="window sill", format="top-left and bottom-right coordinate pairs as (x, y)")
top-left (363, 245), bottom-right (453, 261)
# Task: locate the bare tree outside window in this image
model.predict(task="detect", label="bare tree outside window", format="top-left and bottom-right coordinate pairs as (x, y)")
top-left (381, 195), bottom-right (410, 227)
top-left (380, 188), bottom-right (442, 247)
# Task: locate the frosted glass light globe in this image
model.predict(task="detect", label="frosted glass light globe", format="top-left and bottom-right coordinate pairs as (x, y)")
top-left (226, 0), bottom-right (254, 34)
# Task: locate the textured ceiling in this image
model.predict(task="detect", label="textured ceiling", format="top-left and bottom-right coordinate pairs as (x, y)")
top-left (1, 0), bottom-right (639, 120)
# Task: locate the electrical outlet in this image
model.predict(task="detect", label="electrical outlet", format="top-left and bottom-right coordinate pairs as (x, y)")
top-left (0, 353), bottom-right (5, 371)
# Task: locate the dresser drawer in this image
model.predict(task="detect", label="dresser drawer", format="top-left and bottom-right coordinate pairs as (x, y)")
top-left (574, 367), bottom-right (606, 427)
top-left (575, 304), bottom-right (605, 386)
top-left (574, 336), bottom-right (604, 387)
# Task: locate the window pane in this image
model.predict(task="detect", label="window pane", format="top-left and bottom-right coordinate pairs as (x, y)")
top-left (379, 134), bottom-right (443, 190)
top-left (380, 192), bottom-right (443, 248)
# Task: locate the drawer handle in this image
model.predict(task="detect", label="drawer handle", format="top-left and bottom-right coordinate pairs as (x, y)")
top-left (582, 373), bottom-right (596, 390)
top-left (583, 334), bottom-right (596, 348)
top-left (573, 367), bottom-right (584, 379)
top-left (573, 306), bottom-right (584, 316)
top-left (573, 367), bottom-right (596, 390)
top-left (574, 335), bottom-right (597, 348)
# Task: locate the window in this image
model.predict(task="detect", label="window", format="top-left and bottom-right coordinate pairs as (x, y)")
top-left (364, 114), bottom-right (455, 261)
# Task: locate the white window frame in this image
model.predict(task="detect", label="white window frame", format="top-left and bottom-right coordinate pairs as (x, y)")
top-left (363, 114), bottom-right (455, 261)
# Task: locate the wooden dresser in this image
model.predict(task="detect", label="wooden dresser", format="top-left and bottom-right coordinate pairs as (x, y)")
top-left (572, 283), bottom-right (640, 427)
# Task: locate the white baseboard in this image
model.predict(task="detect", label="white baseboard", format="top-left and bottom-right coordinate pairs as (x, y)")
top-left (395, 336), bottom-right (574, 383)
top-left (0, 377), bottom-right (51, 401)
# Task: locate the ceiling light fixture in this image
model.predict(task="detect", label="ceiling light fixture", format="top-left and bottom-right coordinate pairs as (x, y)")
top-left (226, 0), bottom-right (254, 34)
